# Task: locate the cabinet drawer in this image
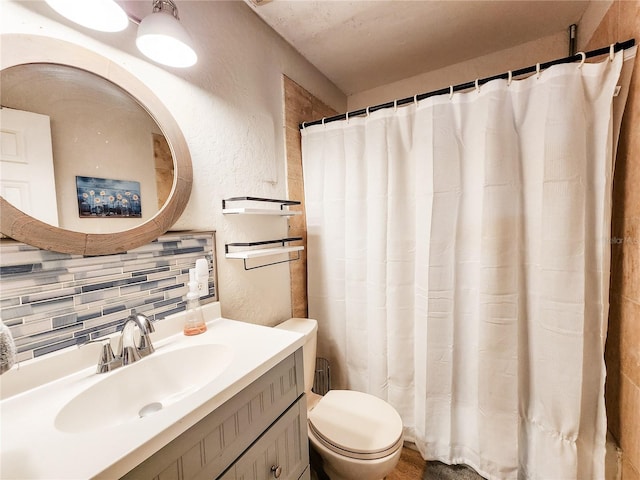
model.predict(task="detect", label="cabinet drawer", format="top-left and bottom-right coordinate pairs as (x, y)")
top-left (220, 395), bottom-right (308, 480)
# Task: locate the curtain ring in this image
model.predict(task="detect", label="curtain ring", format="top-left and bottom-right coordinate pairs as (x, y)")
top-left (366, 106), bottom-right (370, 117)
top-left (475, 79), bottom-right (480, 93)
top-left (609, 44), bottom-right (615, 62)
top-left (414, 94), bottom-right (418, 107)
top-left (449, 85), bottom-right (454, 100)
top-left (393, 99), bottom-right (398, 112)
top-left (577, 52), bottom-right (586, 69)
top-left (507, 70), bottom-right (513, 86)
top-left (536, 63), bottom-right (541, 79)
top-left (345, 111), bottom-right (349, 124)
top-left (321, 117), bottom-right (326, 126)
top-left (301, 122), bottom-right (306, 130)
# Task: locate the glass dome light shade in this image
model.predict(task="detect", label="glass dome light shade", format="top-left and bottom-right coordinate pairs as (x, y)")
top-left (45, 0), bottom-right (129, 32)
top-left (136, 10), bottom-right (198, 68)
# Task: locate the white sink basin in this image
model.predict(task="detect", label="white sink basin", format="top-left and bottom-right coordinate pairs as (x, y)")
top-left (55, 343), bottom-right (233, 433)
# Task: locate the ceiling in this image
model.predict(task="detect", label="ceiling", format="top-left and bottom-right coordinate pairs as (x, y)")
top-left (244, 0), bottom-right (591, 95)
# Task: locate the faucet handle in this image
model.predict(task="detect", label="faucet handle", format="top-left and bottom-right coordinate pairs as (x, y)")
top-left (78, 335), bottom-right (108, 348)
top-left (96, 341), bottom-right (118, 374)
top-left (77, 337), bottom-right (119, 374)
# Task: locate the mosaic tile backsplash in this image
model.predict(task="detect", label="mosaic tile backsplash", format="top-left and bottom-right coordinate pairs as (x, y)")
top-left (0, 232), bottom-right (217, 363)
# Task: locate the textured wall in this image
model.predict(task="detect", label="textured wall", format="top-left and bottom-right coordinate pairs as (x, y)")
top-left (0, 1), bottom-right (347, 327)
top-left (348, 31), bottom-right (567, 110)
top-left (585, 1), bottom-right (640, 478)
top-left (346, 2), bottom-right (612, 111)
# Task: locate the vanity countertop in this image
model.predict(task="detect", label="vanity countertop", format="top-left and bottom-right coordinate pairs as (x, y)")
top-left (0, 303), bottom-right (304, 479)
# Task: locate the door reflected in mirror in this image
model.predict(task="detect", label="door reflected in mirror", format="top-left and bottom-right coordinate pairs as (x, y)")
top-left (0, 63), bottom-right (173, 234)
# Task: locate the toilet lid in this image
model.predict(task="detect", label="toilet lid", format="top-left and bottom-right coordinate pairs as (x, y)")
top-left (308, 390), bottom-right (403, 460)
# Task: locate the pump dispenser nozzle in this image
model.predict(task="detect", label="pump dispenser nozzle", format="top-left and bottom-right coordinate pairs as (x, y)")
top-left (195, 258), bottom-right (209, 297)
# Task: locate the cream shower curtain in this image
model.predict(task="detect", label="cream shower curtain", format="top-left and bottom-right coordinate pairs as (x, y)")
top-left (301, 49), bottom-right (634, 480)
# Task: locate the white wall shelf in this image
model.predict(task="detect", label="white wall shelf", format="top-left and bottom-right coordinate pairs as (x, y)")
top-left (222, 197), bottom-right (301, 216)
top-left (223, 197), bottom-right (303, 270)
top-left (225, 245), bottom-right (304, 260)
top-left (222, 207), bottom-right (301, 216)
top-left (225, 238), bottom-right (304, 270)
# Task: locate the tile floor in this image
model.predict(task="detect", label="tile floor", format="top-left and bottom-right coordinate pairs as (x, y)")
top-left (388, 447), bottom-right (486, 480)
top-left (311, 445), bottom-right (487, 480)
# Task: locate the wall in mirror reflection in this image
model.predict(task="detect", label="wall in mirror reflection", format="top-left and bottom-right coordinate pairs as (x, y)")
top-left (0, 63), bottom-right (173, 234)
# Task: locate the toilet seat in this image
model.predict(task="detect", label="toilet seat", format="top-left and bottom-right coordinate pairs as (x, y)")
top-left (308, 390), bottom-right (403, 461)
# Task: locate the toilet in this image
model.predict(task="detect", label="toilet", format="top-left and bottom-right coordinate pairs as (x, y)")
top-left (276, 318), bottom-right (403, 480)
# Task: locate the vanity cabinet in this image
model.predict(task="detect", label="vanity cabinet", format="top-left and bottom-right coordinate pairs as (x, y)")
top-left (121, 349), bottom-right (309, 480)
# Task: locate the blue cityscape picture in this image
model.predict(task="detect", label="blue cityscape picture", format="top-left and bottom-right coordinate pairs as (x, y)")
top-left (76, 176), bottom-right (142, 218)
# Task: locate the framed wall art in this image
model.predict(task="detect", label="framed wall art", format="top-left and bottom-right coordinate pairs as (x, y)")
top-left (76, 176), bottom-right (142, 218)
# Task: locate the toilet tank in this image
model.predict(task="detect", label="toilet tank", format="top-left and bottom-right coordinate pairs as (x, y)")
top-left (275, 318), bottom-right (317, 394)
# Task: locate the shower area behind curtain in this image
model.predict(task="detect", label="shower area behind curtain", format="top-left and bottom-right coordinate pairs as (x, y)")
top-left (301, 49), bottom-right (636, 480)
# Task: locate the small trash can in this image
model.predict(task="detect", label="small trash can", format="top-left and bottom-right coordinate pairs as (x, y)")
top-left (312, 357), bottom-right (331, 395)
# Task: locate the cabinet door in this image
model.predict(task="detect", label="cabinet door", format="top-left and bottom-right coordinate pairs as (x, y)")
top-left (224, 396), bottom-right (308, 480)
top-left (297, 465), bottom-right (310, 480)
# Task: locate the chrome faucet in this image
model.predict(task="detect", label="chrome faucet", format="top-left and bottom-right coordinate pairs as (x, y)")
top-left (117, 313), bottom-right (156, 366)
top-left (83, 313), bottom-right (156, 374)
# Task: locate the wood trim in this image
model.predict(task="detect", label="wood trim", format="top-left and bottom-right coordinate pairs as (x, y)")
top-left (283, 76), bottom-right (337, 317)
top-left (0, 34), bottom-right (192, 256)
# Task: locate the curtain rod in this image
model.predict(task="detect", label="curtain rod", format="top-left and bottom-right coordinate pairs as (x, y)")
top-left (299, 38), bottom-right (635, 130)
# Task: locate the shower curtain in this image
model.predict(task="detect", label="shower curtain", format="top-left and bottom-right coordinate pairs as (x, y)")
top-left (301, 49), bottom-right (634, 480)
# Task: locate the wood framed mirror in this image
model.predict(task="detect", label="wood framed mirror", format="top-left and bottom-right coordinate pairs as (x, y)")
top-left (0, 34), bottom-right (192, 255)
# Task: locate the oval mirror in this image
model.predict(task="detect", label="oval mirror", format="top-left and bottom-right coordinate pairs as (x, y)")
top-left (0, 34), bottom-right (192, 255)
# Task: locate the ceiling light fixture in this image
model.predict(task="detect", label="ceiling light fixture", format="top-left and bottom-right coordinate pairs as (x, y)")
top-left (44, 0), bottom-right (129, 32)
top-left (44, 0), bottom-right (197, 69)
top-left (136, 0), bottom-right (198, 68)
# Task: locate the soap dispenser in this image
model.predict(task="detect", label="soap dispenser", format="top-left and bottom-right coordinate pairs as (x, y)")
top-left (184, 268), bottom-right (207, 336)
